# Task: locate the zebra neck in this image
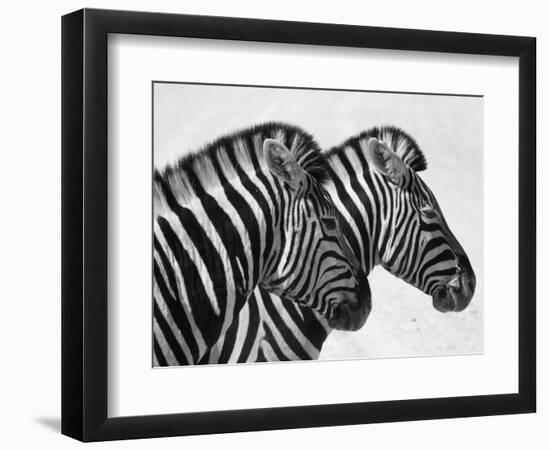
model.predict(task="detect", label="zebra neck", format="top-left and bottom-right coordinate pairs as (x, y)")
top-left (362, 168), bottom-right (392, 274)
top-left (153, 186), bottom-right (274, 363)
top-left (326, 144), bottom-right (392, 277)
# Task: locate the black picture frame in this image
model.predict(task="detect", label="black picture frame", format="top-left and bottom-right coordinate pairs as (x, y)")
top-left (61, 8), bottom-right (536, 442)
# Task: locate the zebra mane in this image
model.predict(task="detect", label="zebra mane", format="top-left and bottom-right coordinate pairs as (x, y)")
top-left (154, 122), bottom-right (329, 207)
top-left (328, 125), bottom-right (427, 172)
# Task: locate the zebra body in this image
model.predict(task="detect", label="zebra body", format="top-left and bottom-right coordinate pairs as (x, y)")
top-left (208, 126), bottom-right (477, 363)
top-left (153, 123), bottom-right (370, 366)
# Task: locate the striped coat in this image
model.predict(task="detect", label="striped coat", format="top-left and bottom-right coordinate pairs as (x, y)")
top-left (206, 125), bottom-right (476, 363)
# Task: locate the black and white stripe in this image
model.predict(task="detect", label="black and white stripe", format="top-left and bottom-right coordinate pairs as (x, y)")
top-left (208, 125), bottom-right (476, 363)
top-left (153, 123), bottom-right (370, 366)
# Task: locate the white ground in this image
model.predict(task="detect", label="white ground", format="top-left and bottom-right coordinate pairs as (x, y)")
top-left (154, 83), bottom-right (483, 360)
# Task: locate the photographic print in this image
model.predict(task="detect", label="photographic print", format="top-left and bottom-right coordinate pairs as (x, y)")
top-left (152, 82), bottom-right (483, 367)
top-left (62, 10), bottom-right (535, 440)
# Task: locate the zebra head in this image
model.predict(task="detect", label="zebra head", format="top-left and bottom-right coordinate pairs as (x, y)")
top-left (363, 133), bottom-right (476, 313)
top-left (261, 137), bottom-right (371, 331)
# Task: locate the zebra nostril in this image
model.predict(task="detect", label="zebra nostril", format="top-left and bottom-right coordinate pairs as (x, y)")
top-left (327, 292), bottom-right (370, 332)
top-left (448, 276), bottom-right (461, 290)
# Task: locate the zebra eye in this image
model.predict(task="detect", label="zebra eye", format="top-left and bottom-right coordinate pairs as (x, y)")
top-left (321, 217), bottom-right (338, 232)
top-left (421, 205), bottom-right (437, 219)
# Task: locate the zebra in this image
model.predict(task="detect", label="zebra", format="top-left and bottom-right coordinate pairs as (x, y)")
top-left (204, 125), bottom-right (477, 363)
top-left (153, 122), bottom-right (371, 366)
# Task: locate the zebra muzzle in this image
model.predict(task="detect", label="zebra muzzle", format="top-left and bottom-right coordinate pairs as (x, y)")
top-left (432, 268), bottom-right (476, 313)
top-left (328, 276), bottom-right (372, 331)
top-left (329, 302), bottom-right (363, 331)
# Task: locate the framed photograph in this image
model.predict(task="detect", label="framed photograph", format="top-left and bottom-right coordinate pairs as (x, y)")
top-left (62, 8), bottom-right (536, 441)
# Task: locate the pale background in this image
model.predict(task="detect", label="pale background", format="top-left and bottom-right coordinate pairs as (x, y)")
top-left (154, 83), bottom-right (484, 359)
top-left (0, 1), bottom-right (546, 449)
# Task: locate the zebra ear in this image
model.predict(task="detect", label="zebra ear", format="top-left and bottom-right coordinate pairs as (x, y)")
top-left (364, 137), bottom-right (408, 187)
top-left (263, 138), bottom-right (306, 190)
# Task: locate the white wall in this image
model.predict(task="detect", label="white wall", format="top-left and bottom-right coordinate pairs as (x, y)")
top-left (0, 0), bottom-right (545, 448)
